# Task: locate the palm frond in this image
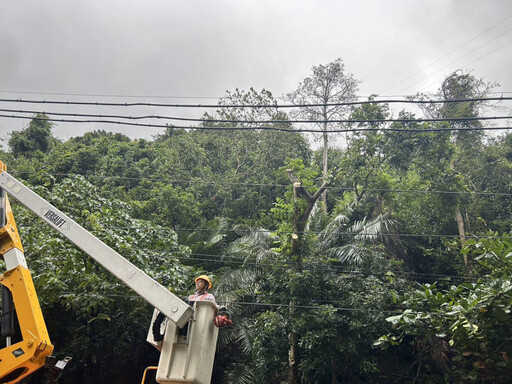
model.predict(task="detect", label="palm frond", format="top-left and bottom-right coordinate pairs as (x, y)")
top-left (305, 201), bottom-right (330, 233)
top-left (226, 227), bottom-right (279, 263)
top-left (215, 267), bottom-right (261, 303)
top-left (351, 213), bottom-right (395, 242)
top-left (317, 213), bottom-right (350, 251)
top-left (326, 244), bottom-right (364, 265)
top-left (224, 361), bottom-right (259, 384)
top-left (185, 216), bottom-right (230, 253)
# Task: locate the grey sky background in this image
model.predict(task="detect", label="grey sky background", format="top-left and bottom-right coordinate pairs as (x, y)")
top-left (1, 0), bottom-right (511, 144)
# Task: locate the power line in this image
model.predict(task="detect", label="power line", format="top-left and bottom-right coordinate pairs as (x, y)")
top-left (1, 114), bottom-right (511, 133)
top-left (417, 38), bottom-right (512, 93)
top-left (0, 96), bottom-right (510, 109)
top-left (95, 223), bottom-right (510, 241)
top-left (417, 40), bottom-right (512, 94)
top-left (56, 291), bottom-right (479, 317)
top-left (57, 290), bottom-right (481, 318)
top-left (59, 291), bottom-right (403, 314)
top-left (50, 222), bottom-right (505, 245)
top-left (145, 252), bottom-right (479, 283)
top-left (55, 290), bottom-right (406, 314)
top-left (215, 301), bottom-right (488, 318)
top-left (18, 219), bottom-right (482, 282)
top-left (363, 2), bottom-right (461, 81)
top-left (11, 171), bottom-right (512, 197)
top-left (187, 254), bottom-right (480, 282)
top-left (397, 27), bottom-right (512, 95)
top-left (147, 227), bottom-right (510, 241)
top-left (19, 217), bottom-right (482, 282)
top-left (371, 1), bottom-right (496, 92)
top-left (464, 38), bottom-right (512, 70)
top-left (1, 107), bottom-right (511, 125)
top-left (220, 301), bottom-right (402, 313)
top-left (378, 12), bottom-right (512, 95)
top-left (1, 89), bottom-right (511, 100)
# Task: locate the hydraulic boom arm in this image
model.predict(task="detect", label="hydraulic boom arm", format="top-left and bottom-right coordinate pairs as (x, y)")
top-left (0, 167), bottom-right (193, 329)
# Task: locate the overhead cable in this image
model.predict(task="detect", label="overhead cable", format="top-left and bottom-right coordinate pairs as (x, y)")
top-left (371, 1), bottom-right (495, 91)
top-left (363, 2), bottom-right (461, 81)
top-left (148, 253), bottom-right (480, 283)
top-left (56, 290), bottom-right (479, 317)
top-left (1, 114), bottom-right (511, 133)
top-left (12, 171), bottom-right (512, 197)
top-left (1, 89), bottom-right (511, 99)
top-left (378, 13), bottom-right (512, 94)
top-left (1, 107), bottom-right (511, 125)
top-left (129, 226), bottom-right (508, 240)
top-left (396, 27), bottom-right (512, 95)
top-left (0, 96), bottom-right (510, 109)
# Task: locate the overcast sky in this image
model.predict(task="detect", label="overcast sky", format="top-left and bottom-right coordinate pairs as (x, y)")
top-left (1, 0), bottom-right (511, 143)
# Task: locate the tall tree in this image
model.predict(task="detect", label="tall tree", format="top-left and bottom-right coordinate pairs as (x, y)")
top-left (287, 58), bottom-right (360, 209)
top-left (9, 113), bottom-right (57, 157)
top-left (414, 70), bottom-right (498, 252)
top-left (214, 161), bottom-right (397, 384)
top-left (199, 88), bottom-right (310, 223)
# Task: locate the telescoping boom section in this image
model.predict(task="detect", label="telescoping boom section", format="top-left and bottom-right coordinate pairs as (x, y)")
top-left (0, 162), bottom-right (194, 382)
top-left (0, 164), bottom-right (193, 328)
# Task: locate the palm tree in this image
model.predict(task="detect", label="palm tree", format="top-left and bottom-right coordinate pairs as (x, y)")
top-left (213, 201), bottom-right (398, 384)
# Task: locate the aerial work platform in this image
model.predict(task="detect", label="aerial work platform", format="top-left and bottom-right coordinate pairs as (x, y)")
top-left (147, 301), bottom-right (219, 384)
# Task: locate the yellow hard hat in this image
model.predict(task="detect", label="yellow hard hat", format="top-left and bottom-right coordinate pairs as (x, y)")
top-left (195, 275), bottom-right (212, 289)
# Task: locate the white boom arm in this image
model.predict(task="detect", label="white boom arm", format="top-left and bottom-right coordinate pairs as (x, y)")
top-left (0, 170), bottom-right (193, 328)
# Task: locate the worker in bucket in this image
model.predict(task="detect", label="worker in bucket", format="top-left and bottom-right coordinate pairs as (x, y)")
top-left (153, 275), bottom-right (230, 341)
top-left (188, 275), bottom-right (232, 328)
top-left (188, 275), bottom-right (216, 304)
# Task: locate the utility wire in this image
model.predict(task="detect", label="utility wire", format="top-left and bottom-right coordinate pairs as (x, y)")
top-left (55, 290), bottom-right (406, 315)
top-left (397, 26), bottom-right (512, 95)
top-left (18, 219), bottom-right (482, 282)
top-left (464, 38), bottom-right (512, 71)
top-left (18, 214), bottom-right (510, 241)
top-left (363, 2), bottom-right (461, 81)
top-left (138, 252), bottom-right (479, 284)
top-left (57, 290), bottom-right (481, 317)
top-left (12, 171), bottom-right (512, 197)
top-left (59, 291), bottom-right (403, 314)
top-left (378, 13), bottom-right (512, 94)
top-left (105, 225), bottom-right (509, 241)
top-left (219, 301), bottom-right (402, 313)
top-left (0, 114), bottom-right (511, 133)
top-left (1, 89), bottom-right (511, 99)
top-left (0, 96), bottom-right (510, 109)
top-left (56, 291), bottom-right (481, 317)
top-left (173, 253), bottom-right (481, 283)
top-left (371, 1), bottom-right (496, 92)
top-left (1, 107), bottom-right (511, 125)
top-left (214, 301), bottom-right (486, 318)
top-left (416, 38), bottom-right (512, 93)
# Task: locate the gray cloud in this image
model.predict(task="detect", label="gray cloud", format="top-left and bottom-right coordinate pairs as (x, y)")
top-left (1, 0), bottom-right (510, 143)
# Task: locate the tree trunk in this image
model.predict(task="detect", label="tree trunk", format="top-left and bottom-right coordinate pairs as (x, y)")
top-left (450, 160), bottom-right (467, 265)
top-left (288, 325), bottom-right (299, 384)
top-left (321, 113), bottom-right (328, 212)
top-left (285, 171), bottom-right (329, 384)
top-left (373, 193), bottom-right (383, 217)
top-left (455, 207), bottom-right (468, 265)
top-left (331, 356), bottom-right (338, 384)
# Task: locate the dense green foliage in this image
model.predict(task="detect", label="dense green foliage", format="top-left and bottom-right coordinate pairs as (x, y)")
top-left (1, 72), bottom-right (511, 383)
